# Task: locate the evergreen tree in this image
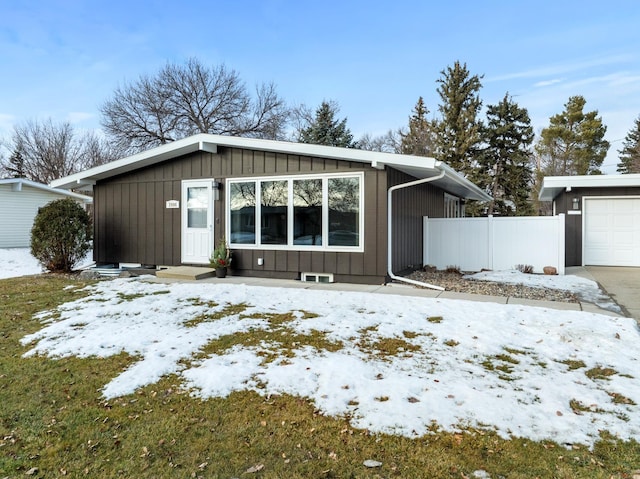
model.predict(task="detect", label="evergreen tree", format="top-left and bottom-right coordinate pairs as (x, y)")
top-left (6, 148), bottom-right (26, 178)
top-left (617, 116), bottom-right (640, 174)
top-left (400, 97), bottom-right (436, 157)
top-left (298, 101), bottom-right (357, 148)
top-left (478, 94), bottom-right (534, 216)
top-left (435, 61), bottom-right (483, 175)
top-left (535, 95), bottom-right (609, 176)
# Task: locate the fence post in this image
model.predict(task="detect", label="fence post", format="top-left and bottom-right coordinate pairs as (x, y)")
top-left (423, 216), bottom-right (429, 267)
top-left (558, 213), bottom-right (565, 275)
top-left (487, 215), bottom-right (494, 270)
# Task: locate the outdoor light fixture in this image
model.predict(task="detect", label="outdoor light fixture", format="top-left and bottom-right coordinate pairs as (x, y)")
top-left (572, 197), bottom-right (580, 210)
top-left (212, 180), bottom-right (221, 201)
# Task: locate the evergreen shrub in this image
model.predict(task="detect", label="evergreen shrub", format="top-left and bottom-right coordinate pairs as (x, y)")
top-left (30, 198), bottom-right (92, 273)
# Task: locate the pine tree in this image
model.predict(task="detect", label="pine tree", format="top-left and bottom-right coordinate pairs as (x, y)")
top-left (478, 94), bottom-right (534, 216)
top-left (535, 95), bottom-right (609, 176)
top-left (400, 97), bottom-right (436, 157)
top-left (435, 61), bottom-right (483, 175)
top-left (298, 101), bottom-right (357, 148)
top-left (617, 116), bottom-right (640, 174)
top-left (6, 148), bottom-right (26, 178)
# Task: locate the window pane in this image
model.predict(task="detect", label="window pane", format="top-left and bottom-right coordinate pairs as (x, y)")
top-left (230, 182), bottom-right (256, 244)
top-left (187, 186), bottom-right (208, 228)
top-left (261, 180), bottom-right (288, 244)
top-left (328, 177), bottom-right (359, 246)
top-left (293, 179), bottom-right (323, 245)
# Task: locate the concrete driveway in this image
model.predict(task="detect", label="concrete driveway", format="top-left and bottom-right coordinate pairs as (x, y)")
top-left (584, 266), bottom-right (640, 320)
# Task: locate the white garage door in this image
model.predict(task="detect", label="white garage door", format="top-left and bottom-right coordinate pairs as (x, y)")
top-left (583, 197), bottom-right (640, 266)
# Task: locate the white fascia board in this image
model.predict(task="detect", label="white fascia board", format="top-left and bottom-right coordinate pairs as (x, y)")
top-left (539, 174), bottom-right (640, 201)
top-left (0, 178), bottom-right (93, 203)
top-left (49, 133), bottom-right (486, 200)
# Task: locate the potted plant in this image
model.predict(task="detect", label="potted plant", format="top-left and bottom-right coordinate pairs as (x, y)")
top-left (210, 239), bottom-right (231, 278)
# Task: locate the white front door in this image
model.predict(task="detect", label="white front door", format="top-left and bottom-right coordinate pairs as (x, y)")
top-left (181, 180), bottom-right (214, 264)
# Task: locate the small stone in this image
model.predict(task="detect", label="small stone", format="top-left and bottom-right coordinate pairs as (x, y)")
top-left (79, 270), bottom-right (101, 279)
top-left (363, 460), bottom-right (382, 468)
top-left (25, 468), bottom-right (39, 475)
top-left (543, 266), bottom-right (557, 275)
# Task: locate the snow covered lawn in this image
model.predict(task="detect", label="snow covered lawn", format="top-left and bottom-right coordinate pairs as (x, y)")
top-left (21, 277), bottom-right (640, 448)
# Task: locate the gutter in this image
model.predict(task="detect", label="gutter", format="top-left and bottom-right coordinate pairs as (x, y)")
top-left (387, 168), bottom-right (446, 291)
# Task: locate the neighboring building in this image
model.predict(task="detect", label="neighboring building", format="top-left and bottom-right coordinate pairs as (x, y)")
top-left (51, 134), bottom-right (490, 284)
top-left (0, 178), bottom-right (93, 248)
top-left (539, 174), bottom-right (640, 267)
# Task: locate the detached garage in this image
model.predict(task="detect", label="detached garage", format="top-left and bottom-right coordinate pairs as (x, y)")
top-left (539, 174), bottom-right (640, 267)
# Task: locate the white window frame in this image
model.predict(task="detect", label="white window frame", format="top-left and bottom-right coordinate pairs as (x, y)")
top-left (227, 172), bottom-right (364, 252)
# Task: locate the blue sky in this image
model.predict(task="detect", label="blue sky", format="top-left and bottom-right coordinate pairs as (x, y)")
top-left (1, 0), bottom-right (639, 173)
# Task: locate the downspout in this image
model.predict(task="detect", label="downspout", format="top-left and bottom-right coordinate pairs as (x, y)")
top-left (387, 167), bottom-right (446, 291)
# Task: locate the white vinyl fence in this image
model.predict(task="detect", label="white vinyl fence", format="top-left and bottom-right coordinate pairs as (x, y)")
top-left (423, 214), bottom-right (565, 274)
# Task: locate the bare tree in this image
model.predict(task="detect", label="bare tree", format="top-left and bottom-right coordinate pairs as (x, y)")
top-left (0, 119), bottom-right (119, 184)
top-left (100, 58), bottom-right (290, 151)
top-left (358, 129), bottom-right (403, 153)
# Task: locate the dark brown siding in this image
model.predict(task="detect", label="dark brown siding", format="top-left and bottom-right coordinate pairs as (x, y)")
top-left (93, 147), bottom-right (391, 283)
top-left (387, 168), bottom-right (446, 273)
top-left (554, 186), bottom-right (640, 266)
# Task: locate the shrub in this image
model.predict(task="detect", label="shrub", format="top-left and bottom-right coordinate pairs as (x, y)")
top-left (30, 198), bottom-right (92, 273)
top-left (515, 264), bottom-right (534, 274)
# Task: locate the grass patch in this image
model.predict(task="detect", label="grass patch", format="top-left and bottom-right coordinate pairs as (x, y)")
top-left (1, 275), bottom-right (640, 478)
top-left (608, 392), bottom-right (636, 406)
top-left (184, 302), bottom-right (248, 327)
top-left (559, 359), bottom-right (587, 370)
top-left (586, 366), bottom-right (618, 381)
top-left (427, 316), bottom-right (443, 323)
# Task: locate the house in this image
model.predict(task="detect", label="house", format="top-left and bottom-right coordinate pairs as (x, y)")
top-left (539, 174), bottom-right (640, 267)
top-left (51, 134), bottom-right (490, 284)
top-left (0, 178), bottom-right (93, 248)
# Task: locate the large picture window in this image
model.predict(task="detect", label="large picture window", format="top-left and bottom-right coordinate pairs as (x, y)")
top-left (228, 173), bottom-right (363, 251)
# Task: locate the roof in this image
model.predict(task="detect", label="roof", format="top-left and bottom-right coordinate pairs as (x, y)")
top-left (539, 174), bottom-right (640, 201)
top-left (50, 134), bottom-right (491, 201)
top-left (0, 178), bottom-right (93, 203)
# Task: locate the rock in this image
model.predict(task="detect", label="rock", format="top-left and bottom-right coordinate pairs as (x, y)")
top-left (363, 460), bottom-right (382, 468)
top-left (543, 266), bottom-right (557, 275)
top-left (79, 270), bottom-right (101, 280)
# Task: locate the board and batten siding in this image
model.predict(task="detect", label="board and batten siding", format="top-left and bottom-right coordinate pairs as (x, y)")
top-left (94, 147), bottom-right (395, 283)
top-left (387, 168), bottom-right (446, 273)
top-left (554, 186), bottom-right (640, 266)
top-left (0, 184), bottom-right (82, 248)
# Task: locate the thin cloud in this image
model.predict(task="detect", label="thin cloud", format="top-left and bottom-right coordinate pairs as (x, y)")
top-left (534, 78), bottom-right (564, 87)
top-left (486, 54), bottom-right (635, 83)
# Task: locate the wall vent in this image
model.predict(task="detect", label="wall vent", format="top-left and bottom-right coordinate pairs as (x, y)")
top-left (301, 272), bottom-right (334, 283)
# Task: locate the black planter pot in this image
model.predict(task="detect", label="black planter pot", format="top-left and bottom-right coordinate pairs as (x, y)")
top-left (215, 267), bottom-right (227, 278)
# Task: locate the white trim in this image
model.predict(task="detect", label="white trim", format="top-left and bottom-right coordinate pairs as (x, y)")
top-left (49, 133), bottom-right (491, 201)
top-left (0, 178), bottom-right (92, 203)
top-left (539, 174), bottom-right (640, 201)
top-left (226, 172), bottom-right (365, 253)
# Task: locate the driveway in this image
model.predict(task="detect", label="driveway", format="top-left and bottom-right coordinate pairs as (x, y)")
top-left (584, 266), bottom-right (640, 320)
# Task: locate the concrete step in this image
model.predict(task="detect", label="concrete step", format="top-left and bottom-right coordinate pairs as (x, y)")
top-left (156, 266), bottom-right (216, 280)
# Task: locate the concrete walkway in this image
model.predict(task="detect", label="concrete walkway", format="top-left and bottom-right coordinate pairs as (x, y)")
top-left (150, 269), bottom-right (621, 317)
